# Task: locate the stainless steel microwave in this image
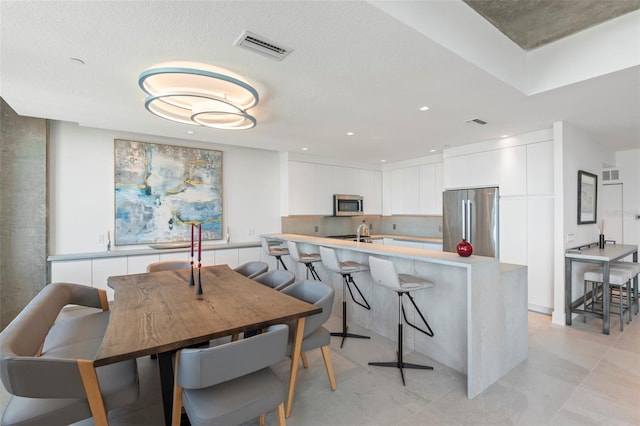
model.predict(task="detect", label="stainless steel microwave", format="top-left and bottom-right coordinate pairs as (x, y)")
top-left (333, 194), bottom-right (363, 216)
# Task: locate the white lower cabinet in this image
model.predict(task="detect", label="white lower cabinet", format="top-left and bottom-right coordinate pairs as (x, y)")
top-left (49, 246), bottom-right (264, 301)
top-left (92, 257), bottom-right (127, 300)
top-left (50, 259), bottom-right (92, 286)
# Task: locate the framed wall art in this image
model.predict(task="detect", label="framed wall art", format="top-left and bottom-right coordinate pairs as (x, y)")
top-left (577, 170), bottom-right (597, 225)
top-left (114, 139), bottom-right (223, 246)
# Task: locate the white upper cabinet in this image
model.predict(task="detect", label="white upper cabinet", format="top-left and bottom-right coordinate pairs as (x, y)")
top-left (404, 166), bottom-right (420, 214)
top-left (382, 170), bottom-right (392, 215)
top-left (499, 145), bottom-right (527, 196)
top-left (527, 141), bottom-right (554, 195)
top-left (360, 169), bottom-right (382, 215)
top-left (333, 166), bottom-right (360, 196)
top-left (443, 155), bottom-right (470, 189)
top-left (315, 164), bottom-right (334, 215)
top-left (419, 163), bottom-right (444, 215)
top-left (288, 161), bottom-right (315, 215)
top-left (287, 161), bottom-right (381, 216)
top-left (468, 150), bottom-right (500, 187)
top-left (391, 168), bottom-right (405, 214)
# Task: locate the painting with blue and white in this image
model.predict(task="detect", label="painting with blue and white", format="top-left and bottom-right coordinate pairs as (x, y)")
top-left (114, 139), bottom-right (223, 245)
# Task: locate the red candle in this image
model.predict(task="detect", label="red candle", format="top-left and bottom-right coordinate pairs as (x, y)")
top-left (198, 223), bottom-right (202, 261)
top-left (190, 224), bottom-right (194, 258)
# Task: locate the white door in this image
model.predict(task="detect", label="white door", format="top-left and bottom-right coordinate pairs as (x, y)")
top-left (601, 184), bottom-right (623, 243)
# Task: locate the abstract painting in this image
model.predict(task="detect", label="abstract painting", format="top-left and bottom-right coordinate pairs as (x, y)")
top-left (114, 139), bottom-right (223, 245)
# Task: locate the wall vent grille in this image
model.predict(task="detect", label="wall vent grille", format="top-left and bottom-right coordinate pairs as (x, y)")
top-left (602, 167), bottom-right (621, 184)
top-left (234, 31), bottom-right (292, 61)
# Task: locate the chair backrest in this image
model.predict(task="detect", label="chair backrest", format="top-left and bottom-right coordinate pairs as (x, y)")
top-left (234, 261), bottom-right (269, 279)
top-left (260, 237), bottom-right (272, 254)
top-left (176, 324), bottom-right (288, 390)
top-left (368, 256), bottom-right (401, 291)
top-left (287, 240), bottom-right (302, 262)
top-left (253, 269), bottom-right (296, 291)
top-left (146, 260), bottom-right (191, 272)
top-left (281, 280), bottom-right (334, 338)
top-left (319, 246), bottom-right (341, 273)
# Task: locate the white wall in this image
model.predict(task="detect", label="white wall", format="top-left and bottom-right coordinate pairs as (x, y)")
top-left (551, 121), bottom-right (617, 325)
top-left (561, 123), bottom-right (616, 247)
top-left (615, 149), bottom-right (640, 247)
top-left (49, 121), bottom-right (282, 254)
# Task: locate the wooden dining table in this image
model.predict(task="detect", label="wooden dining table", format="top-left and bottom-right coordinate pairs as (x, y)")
top-left (96, 264), bottom-right (321, 425)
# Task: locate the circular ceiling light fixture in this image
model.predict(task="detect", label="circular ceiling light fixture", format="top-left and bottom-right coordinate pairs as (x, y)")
top-left (139, 61), bottom-right (259, 130)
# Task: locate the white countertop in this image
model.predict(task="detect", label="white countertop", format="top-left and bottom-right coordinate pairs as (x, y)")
top-left (264, 233), bottom-right (496, 268)
top-left (565, 243), bottom-right (638, 262)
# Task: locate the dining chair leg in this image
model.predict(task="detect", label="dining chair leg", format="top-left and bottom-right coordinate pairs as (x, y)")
top-left (259, 413), bottom-right (266, 426)
top-left (171, 351), bottom-right (183, 426)
top-left (320, 345), bottom-right (337, 391)
top-left (277, 402), bottom-right (287, 426)
top-left (301, 352), bottom-right (309, 368)
top-left (286, 317), bottom-right (306, 418)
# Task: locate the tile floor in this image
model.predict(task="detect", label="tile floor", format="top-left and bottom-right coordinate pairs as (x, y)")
top-left (2, 311), bottom-right (639, 425)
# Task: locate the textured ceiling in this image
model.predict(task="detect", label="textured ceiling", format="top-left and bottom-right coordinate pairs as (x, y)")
top-left (1, 1), bottom-right (638, 164)
top-left (464, 0), bottom-right (640, 50)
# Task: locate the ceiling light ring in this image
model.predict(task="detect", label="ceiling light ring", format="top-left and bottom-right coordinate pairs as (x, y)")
top-left (138, 66), bottom-right (259, 109)
top-left (144, 93), bottom-right (256, 130)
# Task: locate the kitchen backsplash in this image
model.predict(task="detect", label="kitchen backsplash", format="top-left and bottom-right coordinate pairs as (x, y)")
top-left (281, 215), bottom-right (443, 238)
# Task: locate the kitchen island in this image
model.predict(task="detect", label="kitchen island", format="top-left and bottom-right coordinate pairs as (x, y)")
top-left (264, 233), bottom-right (528, 399)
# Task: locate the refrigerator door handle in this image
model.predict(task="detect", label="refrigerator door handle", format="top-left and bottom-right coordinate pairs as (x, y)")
top-left (461, 201), bottom-right (467, 240)
top-left (466, 200), bottom-right (472, 244)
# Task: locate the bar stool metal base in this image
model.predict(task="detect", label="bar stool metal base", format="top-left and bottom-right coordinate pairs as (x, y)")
top-left (330, 273), bottom-right (371, 348)
top-left (368, 292), bottom-right (433, 386)
top-left (305, 262), bottom-right (321, 280)
top-left (368, 324), bottom-right (433, 386)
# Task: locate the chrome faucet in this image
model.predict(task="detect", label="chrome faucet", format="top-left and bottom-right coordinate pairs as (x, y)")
top-left (356, 222), bottom-right (370, 242)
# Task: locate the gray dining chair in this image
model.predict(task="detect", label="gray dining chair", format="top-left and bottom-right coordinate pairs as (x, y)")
top-left (281, 280), bottom-right (337, 408)
top-left (253, 269), bottom-right (296, 291)
top-left (146, 259), bottom-right (191, 272)
top-left (172, 324), bottom-right (289, 426)
top-left (234, 261), bottom-right (269, 279)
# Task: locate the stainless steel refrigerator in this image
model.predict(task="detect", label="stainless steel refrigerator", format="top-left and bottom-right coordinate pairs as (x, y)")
top-left (442, 187), bottom-right (499, 257)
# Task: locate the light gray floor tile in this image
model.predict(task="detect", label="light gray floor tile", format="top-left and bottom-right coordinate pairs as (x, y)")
top-left (3, 311), bottom-right (640, 426)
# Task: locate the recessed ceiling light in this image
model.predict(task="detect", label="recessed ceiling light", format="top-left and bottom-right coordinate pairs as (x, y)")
top-left (346, 132), bottom-right (354, 136)
top-left (381, 159), bottom-right (386, 163)
top-left (501, 134), bottom-right (509, 138)
top-left (186, 130), bottom-right (195, 135)
top-left (302, 147), bottom-right (308, 151)
top-left (429, 149), bottom-right (437, 153)
top-left (419, 106), bottom-right (430, 111)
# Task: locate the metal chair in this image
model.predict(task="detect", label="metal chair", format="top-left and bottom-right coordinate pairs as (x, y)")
top-left (287, 240), bottom-right (321, 280)
top-left (319, 246), bottom-right (371, 347)
top-left (261, 237), bottom-right (289, 270)
top-left (234, 261), bottom-right (269, 279)
top-left (146, 260), bottom-right (191, 272)
top-left (280, 280), bottom-right (336, 417)
top-left (368, 256), bottom-right (435, 385)
top-left (172, 324), bottom-right (289, 426)
top-left (253, 269), bottom-right (296, 291)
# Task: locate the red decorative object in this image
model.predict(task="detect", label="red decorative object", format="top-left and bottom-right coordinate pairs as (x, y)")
top-left (456, 239), bottom-right (473, 257)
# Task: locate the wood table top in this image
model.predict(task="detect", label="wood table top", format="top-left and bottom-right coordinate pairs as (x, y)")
top-left (95, 264), bottom-right (320, 367)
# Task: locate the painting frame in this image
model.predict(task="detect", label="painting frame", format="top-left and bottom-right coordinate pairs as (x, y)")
top-left (114, 139), bottom-right (223, 246)
top-left (577, 170), bottom-right (597, 225)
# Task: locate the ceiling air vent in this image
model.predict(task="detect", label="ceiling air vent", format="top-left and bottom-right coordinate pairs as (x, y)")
top-left (465, 118), bottom-right (487, 125)
top-left (234, 31), bottom-right (292, 61)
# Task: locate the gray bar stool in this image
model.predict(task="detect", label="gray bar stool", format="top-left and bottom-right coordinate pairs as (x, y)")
top-left (368, 256), bottom-right (435, 385)
top-left (319, 246), bottom-right (371, 348)
top-left (287, 240), bottom-right (321, 280)
top-left (584, 266), bottom-right (633, 330)
top-left (261, 237), bottom-right (289, 270)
